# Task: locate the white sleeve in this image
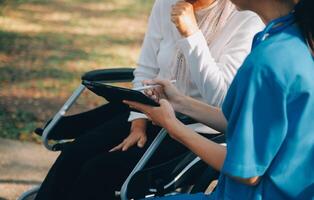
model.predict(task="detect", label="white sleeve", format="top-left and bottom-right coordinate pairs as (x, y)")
top-left (128, 0), bottom-right (163, 122)
top-left (177, 15), bottom-right (264, 107)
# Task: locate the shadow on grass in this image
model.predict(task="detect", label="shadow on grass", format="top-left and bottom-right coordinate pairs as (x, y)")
top-left (0, 179), bottom-right (41, 185)
top-left (0, 105), bottom-right (37, 139)
top-left (0, 30), bottom-right (86, 82)
top-left (0, 29), bottom-right (127, 140)
top-left (12, 0), bottom-right (153, 19)
top-left (0, 66), bottom-right (76, 83)
top-left (0, 30), bottom-right (139, 83)
top-left (0, 90), bottom-right (102, 139)
top-left (0, 31), bottom-right (138, 83)
top-left (0, 30), bottom-right (88, 61)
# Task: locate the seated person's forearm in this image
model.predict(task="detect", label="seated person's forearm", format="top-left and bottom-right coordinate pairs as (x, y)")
top-left (131, 118), bottom-right (147, 131)
top-left (176, 96), bottom-right (227, 133)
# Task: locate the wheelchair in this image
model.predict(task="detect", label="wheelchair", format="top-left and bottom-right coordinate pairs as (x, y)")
top-left (18, 68), bottom-right (224, 200)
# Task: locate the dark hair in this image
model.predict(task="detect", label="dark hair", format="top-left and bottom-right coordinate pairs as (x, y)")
top-left (294, 0), bottom-right (314, 53)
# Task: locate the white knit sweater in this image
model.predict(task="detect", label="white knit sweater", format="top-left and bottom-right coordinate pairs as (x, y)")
top-left (128, 0), bottom-right (264, 133)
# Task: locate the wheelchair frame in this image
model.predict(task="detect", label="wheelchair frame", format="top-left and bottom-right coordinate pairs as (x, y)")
top-left (18, 68), bottom-right (220, 200)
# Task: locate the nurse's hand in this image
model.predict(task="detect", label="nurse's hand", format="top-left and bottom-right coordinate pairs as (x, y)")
top-left (171, 0), bottom-right (199, 37)
top-left (143, 79), bottom-right (185, 111)
top-left (123, 99), bottom-right (178, 132)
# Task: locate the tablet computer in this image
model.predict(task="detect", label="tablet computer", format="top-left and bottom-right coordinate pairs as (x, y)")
top-left (83, 80), bottom-right (159, 107)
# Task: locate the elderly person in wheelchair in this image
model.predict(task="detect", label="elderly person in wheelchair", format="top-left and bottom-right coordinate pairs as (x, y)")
top-left (28, 0), bottom-right (264, 200)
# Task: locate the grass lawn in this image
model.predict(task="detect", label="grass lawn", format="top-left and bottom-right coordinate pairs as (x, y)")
top-left (0, 0), bottom-right (154, 140)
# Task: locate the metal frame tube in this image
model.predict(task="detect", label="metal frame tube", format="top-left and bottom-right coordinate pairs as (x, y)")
top-left (18, 85), bottom-right (85, 199)
top-left (42, 84), bottom-right (86, 151)
top-left (17, 185), bottom-right (41, 200)
top-left (163, 156), bottom-right (201, 189)
top-left (120, 128), bottom-right (168, 200)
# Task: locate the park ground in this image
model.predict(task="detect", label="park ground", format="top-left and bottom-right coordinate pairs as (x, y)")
top-left (0, 138), bottom-right (58, 200)
top-left (0, 0), bottom-right (153, 140)
top-left (0, 0), bottom-right (153, 199)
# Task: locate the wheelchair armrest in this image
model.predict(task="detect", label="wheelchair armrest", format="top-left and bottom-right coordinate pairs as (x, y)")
top-left (81, 68), bottom-right (134, 82)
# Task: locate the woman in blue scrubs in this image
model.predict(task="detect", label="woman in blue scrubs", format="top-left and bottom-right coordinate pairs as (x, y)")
top-left (124, 0), bottom-right (314, 199)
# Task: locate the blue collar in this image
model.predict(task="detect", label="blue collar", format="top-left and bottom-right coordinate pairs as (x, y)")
top-left (252, 13), bottom-right (296, 49)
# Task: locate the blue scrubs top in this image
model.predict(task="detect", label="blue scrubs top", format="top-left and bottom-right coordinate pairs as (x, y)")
top-left (210, 22), bottom-right (314, 199)
top-left (145, 16), bottom-right (314, 200)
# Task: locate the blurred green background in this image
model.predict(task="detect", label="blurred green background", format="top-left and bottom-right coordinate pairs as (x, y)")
top-left (0, 0), bottom-right (154, 141)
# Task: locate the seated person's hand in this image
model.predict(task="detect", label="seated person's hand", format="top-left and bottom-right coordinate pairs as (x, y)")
top-left (109, 119), bottom-right (147, 152)
top-left (171, 0), bottom-right (199, 37)
top-left (143, 79), bottom-right (185, 111)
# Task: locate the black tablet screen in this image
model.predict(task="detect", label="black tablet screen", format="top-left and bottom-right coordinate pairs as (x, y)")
top-left (83, 81), bottom-right (159, 107)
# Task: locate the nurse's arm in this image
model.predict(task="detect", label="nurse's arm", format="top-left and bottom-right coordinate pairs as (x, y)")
top-left (167, 119), bottom-right (227, 171)
top-left (167, 119), bottom-right (261, 186)
top-left (175, 95), bottom-right (227, 133)
top-left (124, 99), bottom-right (260, 186)
top-left (144, 79), bottom-right (227, 132)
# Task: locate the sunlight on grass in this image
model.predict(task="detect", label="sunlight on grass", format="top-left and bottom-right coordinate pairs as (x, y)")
top-left (0, 0), bottom-right (154, 140)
